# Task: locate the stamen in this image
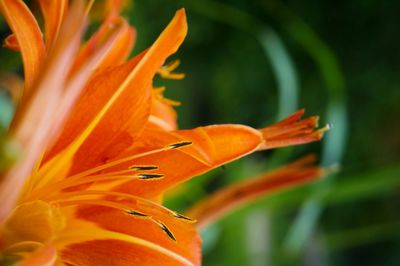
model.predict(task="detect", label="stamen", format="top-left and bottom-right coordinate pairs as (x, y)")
top-left (157, 59), bottom-right (185, 80)
top-left (45, 190), bottom-right (190, 221)
top-left (172, 212), bottom-right (196, 223)
top-left (169, 141), bottom-right (192, 149)
top-left (156, 220), bottom-right (177, 242)
top-left (126, 210), bottom-right (149, 218)
top-left (52, 198), bottom-right (178, 242)
top-left (26, 175), bottom-right (136, 201)
top-left (53, 199), bottom-right (134, 212)
top-left (137, 173), bottom-right (164, 180)
top-left (27, 141), bottom-right (192, 200)
top-left (129, 165), bottom-right (158, 171)
top-left (67, 141), bottom-right (191, 178)
top-left (153, 87), bottom-right (181, 107)
top-left (30, 142), bottom-right (191, 199)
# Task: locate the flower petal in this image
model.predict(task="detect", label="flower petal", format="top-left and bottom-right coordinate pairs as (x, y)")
top-left (259, 109), bottom-right (328, 149)
top-left (61, 239), bottom-right (195, 266)
top-left (98, 111), bottom-right (325, 199)
top-left (70, 15), bottom-right (136, 76)
top-left (186, 156), bottom-right (324, 229)
top-left (38, 0), bottom-right (68, 49)
top-left (55, 200), bottom-right (201, 265)
top-left (28, 19), bottom-right (140, 192)
top-left (77, 206), bottom-right (200, 264)
top-left (3, 34), bottom-right (19, 51)
top-left (147, 88), bottom-right (179, 131)
top-left (19, 245), bottom-right (57, 266)
top-left (3, 201), bottom-right (64, 245)
top-left (43, 9), bottom-right (187, 176)
top-left (0, 0), bottom-right (46, 92)
top-left (0, 1), bottom-right (86, 222)
top-left (106, 124), bottom-right (263, 198)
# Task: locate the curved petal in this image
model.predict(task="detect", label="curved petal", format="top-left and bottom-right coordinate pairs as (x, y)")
top-left (92, 111), bottom-right (326, 199)
top-left (186, 156), bottom-right (324, 229)
top-left (3, 201), bottom-right (64, 245)
top-left (55, 200), bottom-right (201, 265)
top-left (70, 15), bottom-right (136, 76)
top-left (76, 206), bottom-right (200, 264)
top-left (61, 239), bottom-right (195, 266)
top-left (3, 34), bottom-right (19, 51)
top-left (259, 109), bottom-right (328, 149)
top-left (105, 124), bottom-right (264, 198)
top-left (0, 0), bottom-right (46, 92)
top-left (0, 2), bottom-right (86, 222)
top-left (38, 0), bottom-right (68, 49)
top-left (43, 9), bottom-right (188, 176)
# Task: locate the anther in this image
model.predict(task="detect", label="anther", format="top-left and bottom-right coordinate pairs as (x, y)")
top-left (129, 165), bottom-right (158, 171)
top-left (157, 221), bottom-right (176, 242)
top-left (137, 173), bottom-right (164, 180)
top-left (172, 212), bottom-right (196, 223)
top-left (126, 210), bottom-right (149, 217)
top-left (169, 141), bottom-right (192, 149)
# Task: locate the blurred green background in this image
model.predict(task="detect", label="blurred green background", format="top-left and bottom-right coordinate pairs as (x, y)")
top-left (1, 0), bottom-right (400, 265)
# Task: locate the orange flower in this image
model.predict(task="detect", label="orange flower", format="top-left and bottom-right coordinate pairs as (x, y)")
top-left (0, 1), bottom-right (327, 265)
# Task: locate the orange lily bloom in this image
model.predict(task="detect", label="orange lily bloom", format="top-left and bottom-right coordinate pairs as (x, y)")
top-left (0, 1), bottom-right (327, 265)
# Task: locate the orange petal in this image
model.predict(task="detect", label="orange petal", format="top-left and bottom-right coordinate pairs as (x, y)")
top-left (19, 245), bottom-right (57, 266)
top-left (44, 9), bottom-right (187, 176)
top-left (38, 0), bottom-right (68, 49)
top-left (61, 239), bottom-right (197, 266)
top-left (28, 30), bottom-right (144, 192)
top-left (259, 109), bottom-right (329, 149)
top-left (147, 88), bottom-right (179, 131)
top-left (0, 1), bottom-right (86, 222)
top-left (3, 34), bottom-right (19, 51)
top-left (70, 14), bottom-right (136, 77)
top-left (103, 111), bottom-right (325, 199)
top-left (105, 124), bottom-right (264, 198)
top-left (55, 199), bottom-right (201, 265)
top-left (0, 0), bottom-right (46, 92)
top-left (186, 156), bottom-right (324, 229)
top-left (72, 203), bottom-right (200, 265)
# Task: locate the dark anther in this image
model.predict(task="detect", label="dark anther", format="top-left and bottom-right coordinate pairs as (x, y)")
top-left (158, 221), bottom-right (176, 242)
top-left (169, 141), bottom-right (192, 149)
top-left (127, 210), bottom-right (148, 217)
top-left (130, 165), bottom-right (158, 171)
top-left (138, 173), bottom-right (164, 180)
top-left (173, 212), bottom-right (195, 222)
